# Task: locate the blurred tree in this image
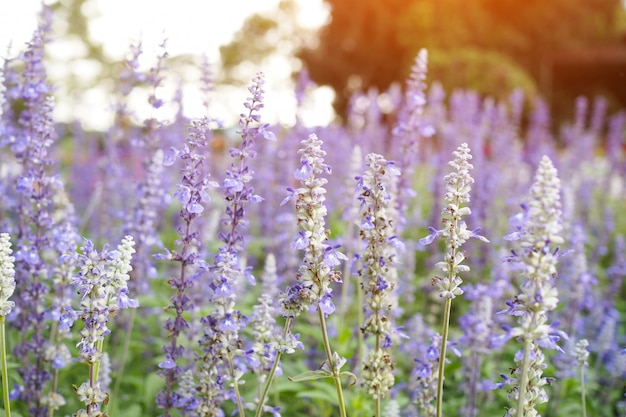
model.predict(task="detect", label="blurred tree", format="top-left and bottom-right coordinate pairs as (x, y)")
top-left (219, 0), bottom-right (317, 85)
top-left (296, 0), bottom-right (625, 118)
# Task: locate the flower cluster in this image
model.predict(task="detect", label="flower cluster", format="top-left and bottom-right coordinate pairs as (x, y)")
top-left (501, 156), bottom-right (564, 417)
top-left (356, 153), bottom-right (402, 400)
top-left (0, 233), bottom-right (15, 316)
top-left (249, 253), bottom-right (281, 376)
top-left (420, 143), bottom-right (487, 299)
top-left (196, 72), bottom-right (272, 416)
top-left (61, 236), bottom-right (137, 415)
top-left (392, 48), bottom-right (434, 226)
top-left (411, 334), bottom-right (442, 417)
top-left (158, 116), bottom-right (216, 413)
top-left (280, 133), bottom-right (344, 318)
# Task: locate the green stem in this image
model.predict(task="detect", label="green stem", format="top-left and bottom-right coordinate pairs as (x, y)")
top-left (580, 366), bottom-right (587, 417)
top-left (107, 308), bottom-right (137, 412)
top-left (228, 351), bottom-right (247, 417)
top-left (254, 318), bottom-right (292, 417)
top-left (516, 340), bottom-right (533, 417)
top-left (339, 220), bottom-right (355, 316)
top-left (93, 338), bottom-right (105, 384)
top-left (0, 316), bottom-right (11, 417)
top-left (436, 297), bottom-right (452, 417)
top-left (87, 362), bottom-right (96, 414)
top-left (356, 278), bottom-right (364, 365)
top-left (317, 307), bottom-right (347, 417)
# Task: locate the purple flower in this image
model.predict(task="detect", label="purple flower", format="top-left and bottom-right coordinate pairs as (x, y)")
top-left (319, 293), bottom-right (336, 317)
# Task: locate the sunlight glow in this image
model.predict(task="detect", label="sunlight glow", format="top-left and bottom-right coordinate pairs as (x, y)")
top-left (0, 0), bottom-right (334, 129)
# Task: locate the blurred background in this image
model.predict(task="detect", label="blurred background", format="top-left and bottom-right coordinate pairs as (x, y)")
top-left (2, 0), bottom-right (626, 129)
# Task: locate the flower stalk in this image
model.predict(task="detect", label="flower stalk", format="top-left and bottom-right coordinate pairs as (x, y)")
top-left (419, 143), bottom-right (487, 417)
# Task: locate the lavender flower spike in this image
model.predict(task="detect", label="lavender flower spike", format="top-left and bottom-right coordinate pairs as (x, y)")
top-left (503, 156), bottom-right (564, 417)
top-left (420, 143), bottom-right (487, 417)
top-left (0, 234), bottom-right (16, 317)
top-left (356, 153), bottom-right (401, 407)
top-left (279, 133), bottom-right (349, 417)
top-left (66, 236), bottom-right (137, 416)
top-left (280, 133), bottom-right (344, 318)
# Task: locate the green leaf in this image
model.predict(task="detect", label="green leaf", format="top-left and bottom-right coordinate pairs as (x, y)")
top-left (288, 369), bottom-right (332, 383)
top-left (339, 371), bottom-right (358, 387)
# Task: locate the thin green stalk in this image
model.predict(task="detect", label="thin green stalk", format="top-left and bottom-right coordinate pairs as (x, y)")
top-left (580, 366), bottom-right (587, 417)
top-left (356, 278), bottom-right (364, 365)
top-left (107, 308), bottom-right (137, 412)
top-left (254, 318), bottom-right (292, 417)
top-left (0, 316), bottom-right (11, 417)
top-left (436, 297), bottom-right (452, 417)
top-left (516, 340), bottom-right (533, 417)
top-left (374, 313), bottom-right (381, 417)
top-left (93, 338), bottom-right (105, 383)
top-left (318, 307), bottom-right (347, 417)
top-left (228, 351), bottom-right (247, 417)
top-left (339, 220), bottom-right (355, 316)
top-left (87, 362), bottom-right (96, 414)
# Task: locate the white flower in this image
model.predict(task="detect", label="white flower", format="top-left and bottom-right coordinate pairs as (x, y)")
top-left (0, 233), bottom-right (16, 317)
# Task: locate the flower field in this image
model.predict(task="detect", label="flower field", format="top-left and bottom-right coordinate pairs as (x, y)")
top-left (0, 7), bottom-right (625, 417)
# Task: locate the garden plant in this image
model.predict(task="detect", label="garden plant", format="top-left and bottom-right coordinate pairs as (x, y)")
top-left (0, 5), bottom-right (625, 417)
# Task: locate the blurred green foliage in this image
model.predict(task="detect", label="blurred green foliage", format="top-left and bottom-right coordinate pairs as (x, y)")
top-left (222, 0), bottom-right (626, 120)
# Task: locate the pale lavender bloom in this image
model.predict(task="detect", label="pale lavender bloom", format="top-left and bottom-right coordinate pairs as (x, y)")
top-left (124, 42), bottom-right (170, 293)
top-left (420, 143), bottom-right (488, 299)
top-left (502, 156), bottom-right (564, 417)
top-left (0, 233), bottom-right (16, 316)
top-left (392, 49), bottom-right (434, 228)
top-left (196, 73), bottom-right (271, 414)
top-left (64, 236), bottom-right (137, 415)
top-left (356, 153), bottom-right (402, 400)
top-left (411, 334), bottom-right (442, 417)
top-left (159, 116), bottom-right (216, 413)
top-left (5, 15), bottom-right (73, 414)
top-left (280, 133), bottom-right (343, 318)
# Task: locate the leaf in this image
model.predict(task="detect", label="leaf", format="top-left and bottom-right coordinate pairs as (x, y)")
top-left (339, 371), bottom-right (358, 387)
top-left (288, 369), bottom-right (332, 382)
top-left (142, 372), bottom-right (165, 409)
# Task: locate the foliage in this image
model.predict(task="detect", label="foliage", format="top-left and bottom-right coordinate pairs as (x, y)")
top-left (0, 4), bottom-right (625, 417)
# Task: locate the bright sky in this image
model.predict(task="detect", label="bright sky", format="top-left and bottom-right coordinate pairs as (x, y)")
top-left (0, 0), bottom-right (334, 129)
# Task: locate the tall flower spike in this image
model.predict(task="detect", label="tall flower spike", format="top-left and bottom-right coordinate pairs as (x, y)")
top-left (280, 133), bottom-right (343, 318)
top-left (62, 236), bottom-right (137, 416)
top-left (356, 153), bottom-right (401, 408)
top-left (158, 116), bottom-right (216, 415)
top-left (502, 156), bottom-right (564, 417)
top-left (279, 133), bottom-right (349, 417)
top-left (419, 143), bottom-right (487, 417)
top-left (196, 72), bottom-right (271, 417)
